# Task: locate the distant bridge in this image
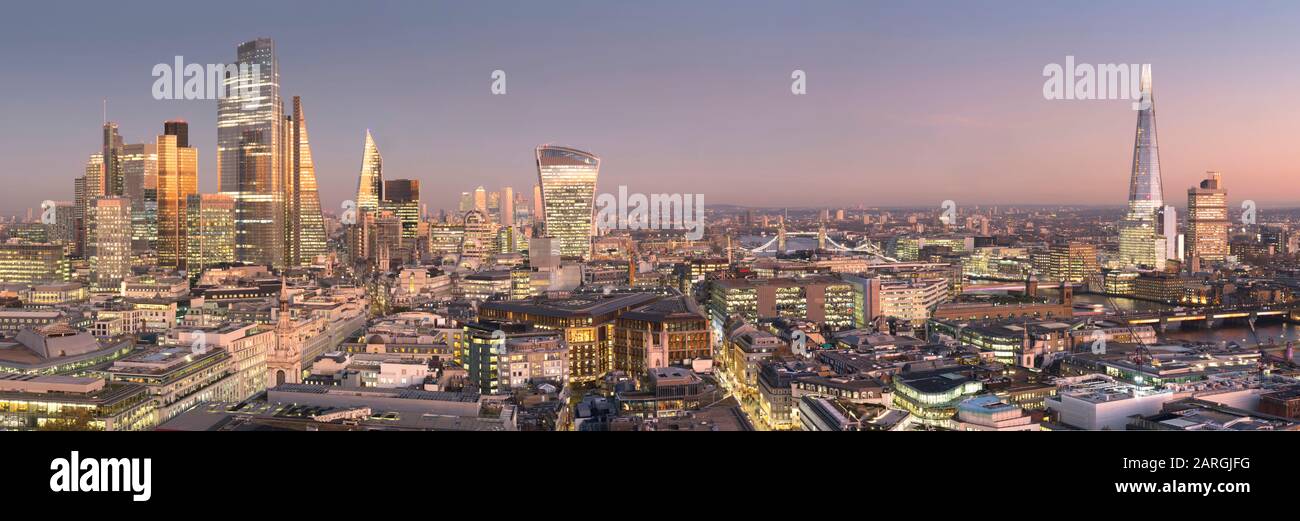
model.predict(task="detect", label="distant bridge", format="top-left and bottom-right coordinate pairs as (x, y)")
top-left (744, 229), bottom-right (898, 261)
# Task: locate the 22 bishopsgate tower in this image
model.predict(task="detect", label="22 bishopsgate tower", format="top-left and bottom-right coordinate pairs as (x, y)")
top-left (216, 38), bottom-right (324, 269)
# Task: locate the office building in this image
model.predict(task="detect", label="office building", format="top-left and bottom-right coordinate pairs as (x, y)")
top-left (0, 243), bottom-right (69, 284)
top-left (383, 179), bottom-right (420, 240)
top-left (1186, 171), bottom-right (1229, 270)
top-left (89, 197), bottom-right (131, 292)
top-left (120, 142), bottom-right (158, 254)
top-left (1117, 66), bottom-right (1168, 269)
top-left (536, 145), bottom-right (599, 259)
top-left (218, 38), bottom-right (283, 267)
top-left (284, 97), bottom-right (327, 266)
top-left (612, 296), bottom-right (711, 377)
top-left (356, 129), bottom-right (384, 214)
top-left (185, 194), bottom-right (236, 271)
top-left (157, 131), bottom-right (198, 269)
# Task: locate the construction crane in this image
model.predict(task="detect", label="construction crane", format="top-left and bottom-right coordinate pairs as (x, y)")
top-left (1098, 290), bottom-right (1154, 367)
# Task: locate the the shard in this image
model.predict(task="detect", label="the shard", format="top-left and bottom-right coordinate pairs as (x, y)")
top-left (1117, 65), bottom-right (1167, 269)
top-left (285, 96), bottom-right (327, 266)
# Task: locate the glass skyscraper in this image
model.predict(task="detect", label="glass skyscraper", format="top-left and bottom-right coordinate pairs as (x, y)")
top-left (1186, 171), bottom-right (1229, 270)
top-left (90, 197), bottom-right (131, 291)
top-left (186, 193), bottom-right (236, 271)
top-left (121, 142), bottom-right (157, 255)
top-left (382, 179), bottom-right (420, 240)
top-left (218, 38), bottom-right (283, 267)
top-left (356, 129), bottom-right (384, 214)
top-left (285, 96), bottom-right (327, 266)
top-left (536, 145), bottom-right (600, 259)
top-left (157, 131), bottom-right (198, 269)
top-left (1117, 66), bottom-right (1167, 270)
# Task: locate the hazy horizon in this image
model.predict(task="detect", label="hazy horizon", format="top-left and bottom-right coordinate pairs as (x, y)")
top-left (4, 0), bottom-right (1300, 217)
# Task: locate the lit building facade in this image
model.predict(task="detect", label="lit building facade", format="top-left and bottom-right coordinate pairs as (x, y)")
top-left (613, 296), bottom-right (711, 377)
top-left (0, 243), bottom-right (69, 284)
top-left (157, 132), bottom-right (198, 269)
top-left (90, 197), bottom-right (132, 292)
top-left (1186, 171), bottom-right (1229, 269)
top-left (120, 142), bottom-right (157, 255)
top-left (218, 38), bottom-right (283, 267)
top-left (185, 193), bottom-right (236, 271)
top-left (383, 179), bottom-right (420, 240)
top-left (536, 145), bottom-right (599, 259)
top-left (1117, 66), bottom-right (1168, 270)
top-left (285, 97), bottom-right (328, 267)
top-left (1047, 242), bottom-right (1098, 284)
top-left (355, 129), bottom-right (384, 215)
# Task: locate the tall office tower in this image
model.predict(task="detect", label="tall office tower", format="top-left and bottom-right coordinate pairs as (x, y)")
top-left (186, 193), bottom-right (236, 271)
top-left (1159, 205), bottom-right (1179, 264)
top-left (369, 211), bottom-right (404, 269)
top-left (76, 154), bottom-right (104, 258)
top-left (514, 192), bottom-right (531, 226)
top-left (157, 133), bottom-right (198, 269)
top-left (473, 186), bottom-right (487, 213)
top-left (73, 176), bottom-right (87, 257)
top-left (382, 179), bottom-right (420, 240)
top-left (218, 37), bottom-right (283, 268)
top-left (48, 201), bottom-right (76, 250)
top-left (351, 129), bottom-right (383, 264)
top-left (355, 129), bottom-right (384, 214)
top-left (536, 145), bottom-right (600, 258)
top-left (284, 97), bottom-right (327, 267)
top-left (458, 192), bottom-right (473, 213)
top-left (460, 209), bottom-right (494, 266)
top-left (1185, 171), bottom-right (1229, 271)
top-left (533, 185), bottom-right (543, 225)
top-left (501, 186), bottom-right (515, 226)
top-left (1117, 66), bottom-right (1167, 270)
top-left (164, 120), bottom-right (189, 148)
top-left (89, 197), bottom-right (131, 292)
top-left (102, 122), bottom-right (125, 196)
top-left (121, 142), bottom-right (158, 254)
top-left (487, 190), bottom-right (501, 222)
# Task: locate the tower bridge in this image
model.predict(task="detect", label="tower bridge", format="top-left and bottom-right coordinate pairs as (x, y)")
top-left (741, 223), bottom-right (898, 261)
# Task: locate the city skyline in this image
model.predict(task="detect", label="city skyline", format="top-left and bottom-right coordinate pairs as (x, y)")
top-left (9, 1), bottom-right (1300, 217)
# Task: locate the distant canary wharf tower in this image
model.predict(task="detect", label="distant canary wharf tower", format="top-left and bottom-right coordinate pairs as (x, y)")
top-left (285, 97), bottom-right (327, 266)
top-left (356, 130), bottom-right (384, 214)
top-left (536, 145), bottom-right (600, 259)
top-left (1117, 66), bottom-right (1167, 270)
top-left (218, 37), bottom-right (283, 268)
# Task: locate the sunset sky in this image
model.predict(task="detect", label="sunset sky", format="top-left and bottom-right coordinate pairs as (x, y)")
top-left (3, 0), bottom-right (1300, 217)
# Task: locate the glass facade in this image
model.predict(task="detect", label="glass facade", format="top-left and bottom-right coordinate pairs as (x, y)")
top-left (536, 145), bottom-right (599, 259)
top-left (286, 96), bottom-right (327, 266)
top-left (1187, 171), bottom-right (1229, 264)
top-left (1118, 66), bottom-right (1166, 269)
top-left (90, 197), bottom-right (132, 291)
top-left (218, 38), bottom-right (283, 267)
top-left (186, 193), bottom-right (237, 271)
top-left (356, 130), bottom-right (384, 214)
top-left (157, 134), bottom-right (198, 269)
